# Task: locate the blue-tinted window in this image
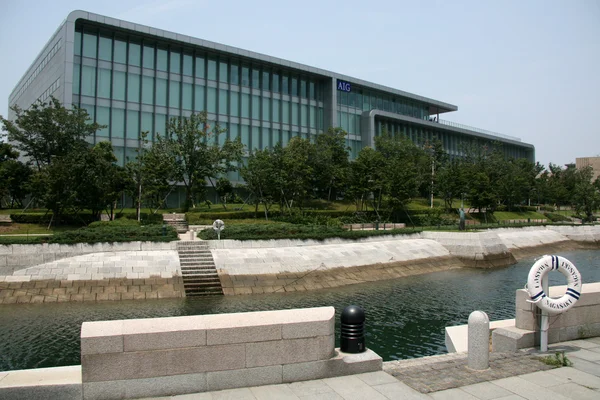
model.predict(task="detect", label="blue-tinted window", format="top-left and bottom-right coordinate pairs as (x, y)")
top-left (113, 71), bottom-right (126, 101)
top-left (96, 107), bottom-right (110, 137)
top-left (241, 93), bottom-right (250, 118)
top-left (170, 51), bottom-right (181, 73)
top-left (291, 104), bottom-right (298, 125)
top-left (97, 69), bottom-right (111, 99)
top-left (207, 58), bottom-right (217, 81)
top-left (141, 112), bottom-right (152, 137)
top-left (112, 109), bottom-right (125, 138)
top-left (251, 95), bottom-right (260, 119)
top-left (73, 66), bottom-right (80, 95)
top-left (194, 85), bottom-right (205, 111)
top-left (272, 73), bottom-right (280, 93)
top-left (142, 76), bottom-right (154, 105)
top-left (129, 43), bottom-right (141, 67)
top-left (98, 36), bottom-right (112, 61)
top-left (207, 87), bottom-right (217, 113)
top-left (81, 65), bottom-right (96, 96)
top-left (282, 100), bottom-right (289, 123)
top-left (282, 74), bottom-right (289, 95)
top-left (229, 123), bottom-right (239, 141)
top-left (154, 114), bottom-right (166, 137)
top-left (262, 128), bottom-right (270, 149)
top-left (126, 110), bottom-right (139, 139)
top-left (155, 78), bottom-right (167, 106)
top-left (251, 68), bottom-right (260, 89)
top-left (301, 105), bottom-right (308, 127)
top-left (251, 126), bottom-right (260, 150)
top-left (75, 31), bottom-right (82, 56)
top-left (169, 81), bottom-right (180, 108)
top-left (114, 39), bottom-right (127, 64)
top-left (230, 92), bottom-right (239, 116)
top-left (310, 106), bottom-right (316, 128)
top-left (182, 83), bottom-right (193, 110)
top-left (183, 54), bottom-right (193, 76)
top-left (309, 81), bottom-right (315, 100)
top-left (230, 63), bottom-right (239, 85)
top-left (219, 89), bottom-right (228, 114)
top-left (81, 104), bottom-right (94, 126)
top-left (291, 77), bottom-right (298, 96)
top-left (262, 97), bottom-right (270, 121)
top-left (127, 73), bottom-right (140, 103)
top-left (241, 125), bottom-right (250, 149)
top-left (143, 45), bottom-right (154, 69)
top-left (241, 66), bottom-right (250, 86)
top-left (300, 79), bottom-right (306, 98)
top-left (219, 61), bottom-right (228, 83)
top-left (82, 33), bottom-right (97, 58)
top-left (157, 49), bottom-right (168, 71)
top-left (262, 71), bottom-right (270, 91)
top-left (195, 56), bottom-right (205, 78)
top-left (273, 99), bottom-right (280, 123)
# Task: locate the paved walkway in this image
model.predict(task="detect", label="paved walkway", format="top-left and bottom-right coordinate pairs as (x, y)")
top-left (143, 338), bottom-right (600, 399)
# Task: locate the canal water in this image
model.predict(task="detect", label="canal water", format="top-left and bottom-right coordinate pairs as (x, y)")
top-left (1, 249), bottom-right (599, 372)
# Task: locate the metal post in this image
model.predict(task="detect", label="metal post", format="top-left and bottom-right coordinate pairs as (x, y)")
top-left (540, 275), bottom-right (549, 352)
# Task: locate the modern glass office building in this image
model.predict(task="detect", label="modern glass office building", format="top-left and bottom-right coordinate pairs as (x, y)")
top-left (9, 10), bottom-right (535, 180)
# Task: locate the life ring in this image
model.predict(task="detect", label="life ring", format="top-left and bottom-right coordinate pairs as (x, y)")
top-left (526, 255), bottom-right (582, 314)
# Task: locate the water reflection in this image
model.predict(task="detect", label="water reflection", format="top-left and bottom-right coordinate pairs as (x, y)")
top-left (1, 250), bottom-right (599, 371)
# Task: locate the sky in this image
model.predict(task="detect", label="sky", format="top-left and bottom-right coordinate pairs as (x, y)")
top-left (1, 0), bottom-right (599, 168)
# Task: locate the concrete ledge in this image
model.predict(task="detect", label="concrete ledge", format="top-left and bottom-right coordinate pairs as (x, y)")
top-left (0, 365), bottom-right (82, 400)
top-left (445, 319), bottom-right (515, 353)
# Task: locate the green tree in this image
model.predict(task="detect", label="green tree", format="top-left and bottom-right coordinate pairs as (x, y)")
top-left (347, 147), bottom-right (386, 212)
top-left (280, 137), bottom-right (315, 210)
top-left (0, 143), bottom-right (31, 208)
top-left (0, 97), bottom-right (100, 170)
top-left (312, 127), bottom-right (350, 201)
top-left (164, 112), bottom-right (243, 211)
top-left (240, 147), bottom-right (280, 219)
top-left (215, 177), bottom-right (234, 210)
top-left (572, 166), bottom-right (599, 222)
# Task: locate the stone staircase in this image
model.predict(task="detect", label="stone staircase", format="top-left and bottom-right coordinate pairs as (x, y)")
top-left (163, 213), bottom-right (189, 233)
top-left (176, 241), bottom-right (223, 296)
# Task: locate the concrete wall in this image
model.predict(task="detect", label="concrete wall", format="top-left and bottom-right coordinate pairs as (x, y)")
top-left (79, 307), bottom-right (381, 399)
top-left (0, 241), bottom-right (177, 275)
top-left (492, 282), bottom-right (600, 352)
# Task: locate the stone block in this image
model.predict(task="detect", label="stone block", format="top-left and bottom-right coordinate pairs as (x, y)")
top-left (122, 316), bottom-right (207, 352)
top-left (515, 308), bottom-right (537, 331)
top-left (206, 365), bottom-right (282, 392)
top-left (281, 309), bottom-right (335, 339)
top-left (81, 320), bottom-right (124, 355)
top-left (245, 340), bottom-right (283, 368)
top-left (282, 348), bottom-right (382, 382)
top-left (83, 373), bottom-right (207, 400)
top-left (0, 365), bottom-right (82, 400)
top-left (205, 318), bottom-right (281, 345)
top-left (492, 327), bottom-right (535, 352)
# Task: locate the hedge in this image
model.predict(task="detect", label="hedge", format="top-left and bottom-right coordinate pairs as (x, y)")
top-left (10, 212), bottom-right (164, 225)
top-left (197, 223), bottom-right (421, 241)
top-left (0, 224), bottom-right (178, 245)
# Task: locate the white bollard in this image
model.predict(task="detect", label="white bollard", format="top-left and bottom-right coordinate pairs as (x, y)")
top-left (468, 311), bottom-right (490, 370)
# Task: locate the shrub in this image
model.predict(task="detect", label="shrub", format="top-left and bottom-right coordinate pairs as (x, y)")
top-left (50, 224), bottom-right (178, 244)
top-left (545, 213), bottom-right (571, 222)
top-left (116, 212), bottom-right (163, 225)
top-left (10, 213), bottom-right (96, 225)
top-left (196, 223), bottom-right (420, 241)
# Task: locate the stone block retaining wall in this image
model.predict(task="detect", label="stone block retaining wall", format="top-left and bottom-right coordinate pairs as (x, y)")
top-left (492, 282), bottom-right (600, 352)
top-left (80, 307), bottom-right (381, 399)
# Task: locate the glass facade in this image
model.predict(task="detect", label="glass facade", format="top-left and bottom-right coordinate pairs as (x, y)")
top-left (72, 24), bottom-right (326, 170)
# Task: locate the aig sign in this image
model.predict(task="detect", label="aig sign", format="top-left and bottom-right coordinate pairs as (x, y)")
top-left (337, 80), bottom-right (351, 92)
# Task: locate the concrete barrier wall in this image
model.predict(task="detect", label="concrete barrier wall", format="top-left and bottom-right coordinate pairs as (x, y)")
top-left (492, 282), bottom-right (600, 352)
top-left (0, 241), bottom-right (177, 275)
top-left (80, 307), bottom-right (381, 399)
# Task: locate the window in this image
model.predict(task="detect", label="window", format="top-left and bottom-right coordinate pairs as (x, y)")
top-left (75, 31), bottom-right (82, 56)
top-left (127, 110), bottom-right (139, 139)
top-left (230, 92), bottom-right (239, 116)
top-left (241, 66), bottom-right (250, 86)
top-left (241, 124), bottom-right (250, 149)
top-left (129, 43), bottom-right (141, 67)
top-left (97, 69), bottom-right (111, 99)
top-left (195, 55), bottom-right (205, 78)
top-left (143, 45), bottom-right (154, 69)
top-left (112, 109), bottom-right (125, 138)
top-left (183, 54), bottom-right (193, 76)
top-left (96, 107), bottom-right (110, 137)
top-left (155, 78), bottom-right (167, 106)
top-left (272, 72), bottom-right (280, 93)
top-left (219, 89), bottom-right (228, 115)
top-left (230, 63), bottom-right (239, 85)
top-left (207, 87), bottom-right (217, 113)
top-left (309, 81), bottom-right (315, 100)
top-left (81, 66), bottom-right (96, 97)
top-left (127, 73), bottom-right (140, 103)
top-left (291, 77), bottom-right (298, 96)
top-left (170, 51), bottom-right (181, 74)
top-left (310, 106), bottom-right (316, 128)
top-left (207, 58), bottom-right (217, 81)
top-left (262, 97), bottom-right (270, 121)
top-left (251, 126), bottom-right (260, 150)
top-left (82, 33), bottom-right (97, 58)
top-left (219, 61), bottom-right (228, 83)
top-left (262, 128), bottom-right (270, 149)
top-left (241, 93), bottom-right (250, 118)
top-left (251, 95), bottom-right (260, 119)
top-left (301, 105), bottom-right (308, 127)
top-left (229, 123), bottom-right (239, 141)
top-left (282, 100), bottom-right (290, 123)
top-left (157, 49), bottom-right (168, 71)
top-left (300, 79), bottom-right (306, 98)
top-left (273, 99), bottom-right (280, 123)
top-left (155, 114), bottom-right (166, 137)
top-left (98, 36), bottom-right (112, 61)
top-left (262, 71), bottom-right (270, 91)
top-left (194, 85), bottom-right (205, 111)
top-left (281, 74), bottom-right (289, 95)
top-left (251, 68), bottom-right (260, 89)
top-left (169, 81), bottom-right (180, 108)
top-left (182, 83), bottom-right (193, 110)
top-left (112, 71), bottom-right (126, 101)
top-left (142, 76), bottom-right (154, 105)
top-left (73, 66), bottom-right (80, 95)
top-left (114, 39), bottom-right (127, 64)
top-left (141, 112), bottom-right (153, 136)
top-left (291, 103), bottom-right (298, 125)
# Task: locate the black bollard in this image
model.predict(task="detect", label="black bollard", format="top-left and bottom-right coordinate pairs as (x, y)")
top-left (340, 305), bottom-right (366, 353)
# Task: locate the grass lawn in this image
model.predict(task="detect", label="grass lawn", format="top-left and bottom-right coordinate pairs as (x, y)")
top-left (0, 223), bottom-right (77, 236)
